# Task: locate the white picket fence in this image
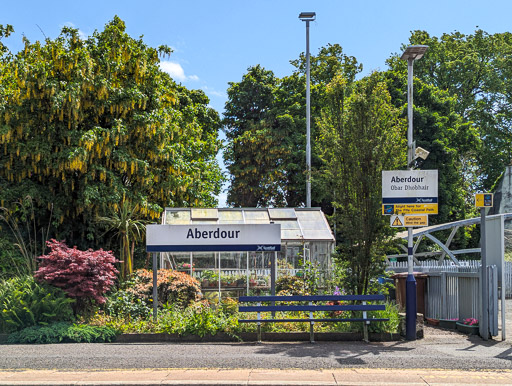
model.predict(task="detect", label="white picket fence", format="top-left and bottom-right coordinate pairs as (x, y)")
top-left (386, 260), bottom-right (512, 298)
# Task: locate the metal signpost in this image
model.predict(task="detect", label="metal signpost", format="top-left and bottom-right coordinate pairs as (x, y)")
top-left (476, 193), bottom-right (493, 341)
top-left (382, 169), bottom-right (437, 340)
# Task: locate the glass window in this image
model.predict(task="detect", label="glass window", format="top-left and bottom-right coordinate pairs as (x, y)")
top-left (191, 208), bottom-right (218, 220)
top-left (268, 208), bottom-right (297, 220)
top-left (243, 210), bottom-right (270, 223)
top-left (165, 210), bottom-right (191, 224)
top-left (218, 210), bottom-right (244, 224)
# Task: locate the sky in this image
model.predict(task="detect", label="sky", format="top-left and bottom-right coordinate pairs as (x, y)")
top-left (2, 0), bottom-right (512, 206)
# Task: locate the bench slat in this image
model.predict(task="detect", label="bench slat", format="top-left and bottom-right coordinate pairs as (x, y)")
top-left (239, 304), bottom-right (386, 312)
top-left (238, 295), bottom-right (386, 302)
top-left (239, 318), bottom-right (389, 323)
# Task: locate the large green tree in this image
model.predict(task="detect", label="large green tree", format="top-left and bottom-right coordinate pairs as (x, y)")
top-left (388, 30), bottom-right (512, 189)
top-left (223, 45), bottom-right (361, 208)
top-left (317, 72), bottom-right (406, 294)
top-left (384, 71), bottom-right (481, 226)
top-left (0, 17), bottom-right (223, 250)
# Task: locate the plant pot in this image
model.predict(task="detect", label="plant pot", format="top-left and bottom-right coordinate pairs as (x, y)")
top-left (425, 317), bottom-right (439, 326)
top-left (456, 322), bottom-right (479, 335)
top-left (439, 319), bottom-right (458, 329)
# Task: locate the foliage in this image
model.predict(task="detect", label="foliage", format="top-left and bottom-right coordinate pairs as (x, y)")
top-left (7, 322), bottom-right (118, 344)
top-left (0, 16), bottom-right (223, 251)
top-left (223, 65), bottom-right (288, 206)
top-left (223, 44), bottom-right (362, 208)
top-left (0, 195), bottom-right (53, 275)
top-left (0, 275), bottom-right (74, 333)
top-left (97, 199), bottom-right (146, 279)
top-left (388, 29), bottom-right (512, 190)
top-left (34, 239), bottom-right (118, 312)
top-left (276, 275), bottom-right (304, 295)
top-left (318, 72), bottom-right (406, 295)
top-left (128, 269), bottom-right (202, 309)
top-left (103, 286), bottom-right (151, 320)
top-left (384, 69), bottom-right (480, 228)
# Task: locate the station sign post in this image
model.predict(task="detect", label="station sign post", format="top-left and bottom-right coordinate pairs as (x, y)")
top-left (382, 169), bottom-right (438, 341)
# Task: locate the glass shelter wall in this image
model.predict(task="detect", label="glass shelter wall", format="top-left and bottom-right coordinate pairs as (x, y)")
top-left (160, 208), bottom-right (335, 299)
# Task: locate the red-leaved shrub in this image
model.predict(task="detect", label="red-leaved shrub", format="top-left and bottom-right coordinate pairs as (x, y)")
top-left (35, 239), bottom-right (119, 311)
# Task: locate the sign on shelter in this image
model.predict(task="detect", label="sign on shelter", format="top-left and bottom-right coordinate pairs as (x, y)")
top-left (146, 223), bottom-right (281, 252)
top-left (382, 170), bottom-right (438, 215)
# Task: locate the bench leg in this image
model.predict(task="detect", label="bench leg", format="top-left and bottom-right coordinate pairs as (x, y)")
top-left (257, 323), bottom-right (262, 344)
top-left (309, 322), bottom-right (315, 343)
top-left (363, 322), bottom-right (369, 343)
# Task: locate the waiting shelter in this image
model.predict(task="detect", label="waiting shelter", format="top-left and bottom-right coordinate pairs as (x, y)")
top-left (147, 207), bottom-right (335, 301)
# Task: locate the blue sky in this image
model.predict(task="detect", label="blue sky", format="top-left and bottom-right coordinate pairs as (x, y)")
top-left (2, 1), bottom-right (511, 205)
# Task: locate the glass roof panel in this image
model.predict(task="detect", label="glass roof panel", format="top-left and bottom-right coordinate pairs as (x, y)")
top-left (244, 210), bottom-right (270, 223)
top-left (165, 210), bottom-right (191, 224)
top-left (302, 229), bottom-right (335, 240)
top-left (191, 208), bottom-right (218, 220)
top-left (268, 208), bottom-right (297, 220)
top-left (274, 220), bottom-right (301, 230)
top-left (218, 210), bottom-right (244, 224)
top-left (281, 229), bottom-right (303, 240)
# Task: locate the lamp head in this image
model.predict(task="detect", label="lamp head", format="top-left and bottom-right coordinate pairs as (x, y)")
top-left (299, 12), bottom-right (316, 21)
top-left (401, 45), bottom-right (428, 61)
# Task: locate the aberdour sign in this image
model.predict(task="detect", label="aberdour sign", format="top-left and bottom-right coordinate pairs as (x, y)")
top-left (382, 170), bottom-right (438, 215)
top-left (146, 224), bottom-right (281, 252)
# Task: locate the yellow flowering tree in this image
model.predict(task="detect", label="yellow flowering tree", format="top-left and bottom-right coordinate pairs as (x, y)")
top-left (0, 17), bottom-right (222, 251)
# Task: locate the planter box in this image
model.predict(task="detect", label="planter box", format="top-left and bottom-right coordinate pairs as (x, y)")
top-left (456, 322), bottom-right (479, 335)
top-left (425, 318), bottom-right (439, 326)
top-left (439, 319), bottom-right (458, 330)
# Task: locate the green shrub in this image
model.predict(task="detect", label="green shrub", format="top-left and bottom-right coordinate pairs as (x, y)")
top-left (129, 269), bottom-right (202, 309)
top-left (276, 275), bottom-right (304, 295)
top-left (0, 276), bottom-right (74, 333)
top-left (104, 288), bottom-right (151, 319)
top-left (7, 322), bottom-right (118, 344)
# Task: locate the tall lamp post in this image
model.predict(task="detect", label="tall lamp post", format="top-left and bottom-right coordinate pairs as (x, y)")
top-left (401, 45), bottom-right (428, 341)
top-left (299, 12), bottom-right (315, 208)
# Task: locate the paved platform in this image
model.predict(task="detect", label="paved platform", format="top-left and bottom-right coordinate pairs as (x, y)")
top-left (1, 368), bottom-right (512, 385)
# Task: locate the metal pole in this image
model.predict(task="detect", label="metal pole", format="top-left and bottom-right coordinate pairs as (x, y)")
top-left (305, 20), bottom-right (311, 208)
top-left (480, 207), bottom-right (489, 340)
top-left (152, 252), bottom-right (158, 322)
top-left (405, 57), bottom-right (417, 341)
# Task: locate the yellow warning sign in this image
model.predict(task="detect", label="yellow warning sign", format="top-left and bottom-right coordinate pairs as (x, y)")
top-left (382, 203), bottom-right (438, 215)
top-left (392, 216), bottom-right (403, 226)
top-left (403, 215), bottom-right (428, 227)
top-left (390, 215), bottom-right (428, 228)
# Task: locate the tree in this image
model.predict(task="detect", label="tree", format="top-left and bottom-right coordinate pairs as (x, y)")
top-left (317, 72), bottom-right (406, 294)
top-left (223, 45), bottom-right (362, 208)
top-left (0, 17), bottom-right (223, 250)
top-left (96, 199), bottom-right (146, 279)
top-left (223, 65), bottom-right (288, 207)
top-left (388, 30), bottom-right (512, 189)
top-left (384, 71), bottom-right (481, 226)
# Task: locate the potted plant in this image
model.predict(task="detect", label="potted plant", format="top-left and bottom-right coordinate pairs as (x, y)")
top-left (439, 318), bottom-right (458, 329)
top-left (456, 318), bottom-right (479, 335)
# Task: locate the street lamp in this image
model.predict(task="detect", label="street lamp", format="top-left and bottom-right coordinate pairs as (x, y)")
top-left (299, 12), bottom-right (316, 208)
top-left (401, 44), bottom-right (428, 341)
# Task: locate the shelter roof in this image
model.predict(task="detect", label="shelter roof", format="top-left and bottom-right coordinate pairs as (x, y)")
top-left (162, 208), bottom-right (335, 242)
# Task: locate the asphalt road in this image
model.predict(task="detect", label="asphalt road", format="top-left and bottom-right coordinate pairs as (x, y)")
top-left (1, 327), bottom-right (511, 371)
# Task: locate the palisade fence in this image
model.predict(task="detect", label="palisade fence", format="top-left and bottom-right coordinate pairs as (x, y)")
top-left (386, 260), bottom-right (511, 324)
top-left (386, 260), bottom-right (512, 299)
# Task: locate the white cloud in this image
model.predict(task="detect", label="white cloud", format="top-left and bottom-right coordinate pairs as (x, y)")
top-left (202, 86), bottom-right (226, 98)
top-left (159, 61), bottom-right (199, 82)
